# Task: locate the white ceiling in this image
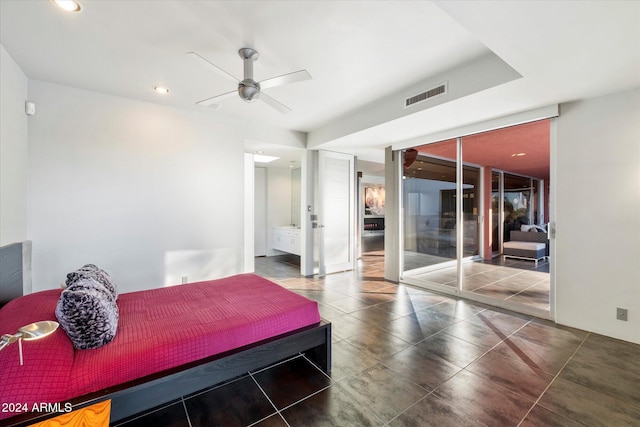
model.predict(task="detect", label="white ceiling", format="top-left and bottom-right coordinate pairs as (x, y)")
top-left (1, 0), bottom-right (639, 165)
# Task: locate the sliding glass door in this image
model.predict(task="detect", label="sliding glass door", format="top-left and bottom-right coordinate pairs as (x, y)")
top-left (399, 119), bottom-right (552, 319)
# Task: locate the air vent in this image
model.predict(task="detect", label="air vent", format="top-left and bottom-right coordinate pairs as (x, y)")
top-left (405, 82), bottom-right (447, 108)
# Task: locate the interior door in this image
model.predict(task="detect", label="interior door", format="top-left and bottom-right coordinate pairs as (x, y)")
top-left (318, 150), bottom-right (355, 274)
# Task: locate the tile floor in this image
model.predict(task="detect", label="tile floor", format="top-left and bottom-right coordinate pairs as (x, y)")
top-left (112, 254), bottom-right (640, 426)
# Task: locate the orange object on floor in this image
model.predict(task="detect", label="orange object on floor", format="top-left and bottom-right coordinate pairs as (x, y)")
top-left (28, 400), bottom-right (110, 427)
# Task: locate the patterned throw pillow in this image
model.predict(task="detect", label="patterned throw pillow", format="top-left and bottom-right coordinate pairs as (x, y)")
top-left (65, 264), bottom-right (118, 300)
top-left (56, 274), bottom-right (119, 350)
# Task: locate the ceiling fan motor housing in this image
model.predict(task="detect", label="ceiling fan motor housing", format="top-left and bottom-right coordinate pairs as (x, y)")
top-left (237, 48), bottom-right (261, 102)
top-left (238, 79), bottom-right (260, 102)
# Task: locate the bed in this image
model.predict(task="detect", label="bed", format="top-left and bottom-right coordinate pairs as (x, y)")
top-left (0, 246), bottom-right (331, 426)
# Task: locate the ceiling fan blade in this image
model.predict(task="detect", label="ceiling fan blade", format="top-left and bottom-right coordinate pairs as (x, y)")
top-left (260, 92), bottom-right (292, 114)
top-left (259, 70), bottom-right (311, 90)
top-left (187, 51), bottom-right (239, 83)
top-left (196, 90), bottom-right (237, 108)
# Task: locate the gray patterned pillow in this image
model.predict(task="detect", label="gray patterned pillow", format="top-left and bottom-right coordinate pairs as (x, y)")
top-left (55, 277), bottom-right (119, 350)
top-left (65, 264), bottom-right (118, 300)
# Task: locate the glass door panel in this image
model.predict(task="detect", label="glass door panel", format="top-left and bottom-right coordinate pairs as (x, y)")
top-left (491, 171), bottom-right (501, 254)
top-left (461, 164), bottom-right (480, 258)
top-left (402, 141), bottom-right (459, 288)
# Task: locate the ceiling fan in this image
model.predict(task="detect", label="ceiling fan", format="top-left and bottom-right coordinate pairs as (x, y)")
top-left (189, 48), bottom-right (311, 114)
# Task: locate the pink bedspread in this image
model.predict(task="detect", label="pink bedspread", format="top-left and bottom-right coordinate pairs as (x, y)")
top-left (0, 274), bottom-right (320, 420)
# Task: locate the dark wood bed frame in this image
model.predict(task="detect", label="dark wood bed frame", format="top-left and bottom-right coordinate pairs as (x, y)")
top-left (0, 241), bottom-right (331, 427)
top-left (3, 321), bottom-right (331, 427)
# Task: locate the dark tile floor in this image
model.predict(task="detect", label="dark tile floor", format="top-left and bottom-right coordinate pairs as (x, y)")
top-left (112, 254), bottom-right (640, 426)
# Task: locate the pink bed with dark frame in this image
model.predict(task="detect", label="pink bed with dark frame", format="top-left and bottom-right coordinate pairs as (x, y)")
top-left (0, 255), bottom-right (331, 427)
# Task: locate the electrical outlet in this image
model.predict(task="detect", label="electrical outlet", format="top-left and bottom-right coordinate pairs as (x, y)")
top-left (181, 276), bottom-right (188, 284)
top-left (616, 307), bottom-right (628, 321)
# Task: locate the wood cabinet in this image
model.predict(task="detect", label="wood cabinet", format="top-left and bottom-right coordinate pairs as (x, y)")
top-left (272, 227), bottom-right (301, 256)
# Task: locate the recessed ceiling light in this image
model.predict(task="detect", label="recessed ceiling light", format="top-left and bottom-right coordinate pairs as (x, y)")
top-left (153, 86), bottom-right (170, 94)
top-left (51, 0), bottom-right (81, 12)
top-left (257, 150), bottom-right (264, 154)
top-left (254, 154), bottom-right (279, 163)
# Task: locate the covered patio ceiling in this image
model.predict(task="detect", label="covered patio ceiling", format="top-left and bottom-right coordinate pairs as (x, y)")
top-left (413, 120), bottom-right (550, 180)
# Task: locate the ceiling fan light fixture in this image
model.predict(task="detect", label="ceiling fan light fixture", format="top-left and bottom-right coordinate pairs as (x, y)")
top-left (51, 0), bottom-right (82, 12)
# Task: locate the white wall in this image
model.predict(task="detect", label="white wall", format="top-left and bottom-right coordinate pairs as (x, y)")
top-left (243, 153), bottom-right (255, 272)
top-left (0, 45), bottom-right (29, 245)
top-left (254, 167), bottom-right (267, 257)
top-left (556, 88), bottom-right (640, 344)
top-left (266, 167), bottom-right (292, 255)
top-left (25, 80), bottom-right (290, 293)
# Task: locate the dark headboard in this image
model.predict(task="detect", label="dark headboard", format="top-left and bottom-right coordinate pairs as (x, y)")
top-left (0, 240), bottom-right (31, 306)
